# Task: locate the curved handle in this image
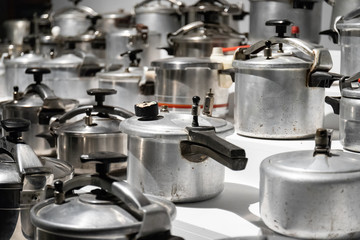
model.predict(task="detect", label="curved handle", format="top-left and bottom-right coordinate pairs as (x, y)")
top-left (325, 96), bottom-right (340, 115)
top-left (24, 68), bottom-right (57, 100)
top-left (134, 0), bottom-right (184, 9)
top-left (181, 126), bottom-right (247, 170)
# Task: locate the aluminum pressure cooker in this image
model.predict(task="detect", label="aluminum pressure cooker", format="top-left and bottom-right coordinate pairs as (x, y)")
top-left (260, 129), bottom-right (360, 239)
top-left (249, 0), bottom-right (322, 44)
top-left (120, 100), bottom-right (247, 202)
top-left (30, 153), bottom-right (180, 240)
top-left (1, 68), bottom-right (79, 156)
top-left (0, 118), bottom-right (73, 240)
top-left (51, 88), bottom-right (134, 175)
top-left (232, 24), bottom-right (336, 139)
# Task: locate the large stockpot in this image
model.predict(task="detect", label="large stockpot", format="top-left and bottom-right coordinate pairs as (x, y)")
top-left (51, 88), bottom-right (134, 175)
top-left (134, 0), bottom-right (183, 46)
top-left (30, 156), bottom-right (180, 240)
top-left (232, 35), bottom-right (335, 139)
top-left (167, 21), bottom-right (246, 57)
top-left (249, 0), bottom-right (322, 44)
top-left (325, 73), bottom-right (360, 152)
top-left (0, 118), bottom-right (73, 240)
top-left (120, 101), bottom-right (247, 202)
top-left (260, 129), bottom-right (360, 239)
top-left (152, 57), bottom-right (232, 118)
top-left (106, 25), bottom-right (161, 69)
top-left (334, 7), bottom-right (360, 76)
top-left (1, 68), bottom-right (79, 156)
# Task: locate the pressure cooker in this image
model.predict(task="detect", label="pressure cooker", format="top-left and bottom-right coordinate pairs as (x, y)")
top-left (166, 21), bottom-right (246, 57)
top-left (325, 72), bottom-right (360, 152)
top-left (30, 152), bottom-right (181, 240)
top-left (260, 128), bottom-right (360, 239)
top-left (0, 118), bottom-right (73, 240)
top-left (120, 100), bottom-right (247, 202)
top-left (134, 0), bottom-right (184, 46)
top-left (50, 88), bottom-right (134, 175)
top-left (98, 9), bottom-right (132, 33)
top-left (248, 0), bottom-right (323, 44)
top-left (1, 68), bottom-right (79, 156)
top-left (151, 56), bottom-right (231, 117)
top-left (232, 21), bottom-right (337, 139)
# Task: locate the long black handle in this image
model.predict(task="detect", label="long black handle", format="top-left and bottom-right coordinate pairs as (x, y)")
top-left (325, 96), bottom-right (340, 115)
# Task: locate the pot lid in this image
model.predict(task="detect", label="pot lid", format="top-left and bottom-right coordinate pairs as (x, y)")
top-left (342, 82), bottom-right (360, 98)
top-left (135, 0), bottom-right (180, 14)
top-left (232, 54), bottom-right (312, 69)
top-left (96, 68), bottom-right (143, 80)
top-left (120, 111), bottom-right (233, 138)
top-left (54, 115), bottom-right (122, 135)
top-left (4, 53), bottom-right (44, 67)
top-left (40, 157), bottom-right (73, 182)
top-left (101, 10), bottom-right (132, 19)
top-left (151, 57), bottom-right (222, 70)
top-left (0, 153), bottom-right (22, 187)
top-left (336, 7), bottom-right (360, 31)
top-left (53, 6), bottom-right (97, 19)
top-left (182, 0), bottom-right (227, 13)
top-left (42, 53), bottom-right (83, 68)
top-left (263, 149), bottom-right (360, 174)
top-left (31, 193), bottom-right (175, 235)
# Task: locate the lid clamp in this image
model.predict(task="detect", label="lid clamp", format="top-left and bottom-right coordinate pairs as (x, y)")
top-left (202, 89), bottom-right (214, 117)
top-left (313, 128), bottom-right (332, 157)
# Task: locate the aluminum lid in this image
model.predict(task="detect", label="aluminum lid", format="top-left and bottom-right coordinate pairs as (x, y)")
top-left (0, 153), bottom-right (22, 187)
top-left (42, 54), bottom-right (83, 68)
top-left (96, 68), bottom-right (143, 81)
top-left (135, 0), bottom-right (180, 14)
top-left (151, 57), bottom-right (222, 70)
top-left (31, 193), bottom-right (175, 235)
top-left (54, 6), bottom-right (97, 19)
top-left (336, 7), bottom-right (360, 31)
top-left (4, 53), bottom-right (44, 67)
top-left (342, 84), bottom-right (360, 98)
top-left (263, 149), bottom-right (360, 174)
top-left (232, 54), bottom-right (312, 70)
top-left (120, 112), bottom-right (233, 138)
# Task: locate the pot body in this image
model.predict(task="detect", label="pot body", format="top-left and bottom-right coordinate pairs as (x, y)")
top-left (339, 96), bottom-right (360, 152)
top-left (127, 134), bottom-right (225, 202)
top-left (249, 0), bottom-right (322, 43)
top-left (56, 132), bottom-right (127, 175)
top-left (3, 20), bottom-right (30, 45)
top-left (260, 151), bottom-right (360, 239)
top-left (106, 29), bottom-right (161, 69)
top-left (153, 64), bottom-right (229, 118)
top-left (338, 31), bottom-right (360, 76)
top-left (327, 0), bottom-right (360, 28)
top-left (234, 67), bottom-right (324, 139)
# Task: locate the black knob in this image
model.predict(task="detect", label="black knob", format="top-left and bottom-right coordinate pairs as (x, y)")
top-left (134, 101), bottom-right (159, 120)
top-left (265, 19), bottom-right (292, 38)
top-left (25, 67), bottom-right (51, 84)
top-left (86, 15), bottom-right (102, 31)
top-left (54, 180), bottom-right (63, 193)
top-left (80, 151), bottom-right (127, 176)
top-left (69, 0), bottom-right (81, 6)
top-left (120, 49), bottom-right (143, 67)
top-left (87, 88), bottom-right (117, 106)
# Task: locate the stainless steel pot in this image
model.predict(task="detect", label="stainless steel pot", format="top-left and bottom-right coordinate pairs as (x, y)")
top-left (42, 53), bottom-right (82, 80)
top-left (30, 157), bottom-right (179, 240)
top-left (249, 0), bottom-right (322, 44)
top-left (51, 88), bottom-right (134, 175)
top-left (106, 25), bottom-right (161, 69)
top-left (167, 21), bottom-right (246, 57)
top-left (151, 56), bottom-right (231, 117)
top-left (326, 0), bottom-right (360, 29)
top-left (180, 0), bottom-right (248, 30)
top-left (325, 72), bottom-right (360, 152)
top-left (334, 7), bottom-right (360, 76)
top-left (120, 101), bottom-right (247, 202)
top-left (98, 10), bottom-right (133, 33)
top-left (52, 3), bottom-right (98, 37)
top-left (260, 128), bottom-right (360, 239)
top-left (1, 68), bottom-right (79, 156)
top-left (3, 19), bottom-right (30, 45)
top-left (0, 118), bottom-right (73, 240)
top-left (134, 0), bottom-right (183, 46)
top-left (232, 32), bottom-right (335, 139)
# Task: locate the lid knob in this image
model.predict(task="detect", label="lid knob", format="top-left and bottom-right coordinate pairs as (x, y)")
top-left (265, 19), bottom-right (292, 38)
top-left (134, 101), bottom-right (159, 120)
top-left (120, 49), bottom-right (143, 67)
top-left (87, 88), bottom-right (117, 107)
top-left (314, 128), bottom-right (332, 156)
top-left (192, 96), bottom-right (201, 127)
top-left (84, 108), bottom-right (93, 126)
top-left (25, 67), bottom-right (51, 84)
top-left (1, 118), bottom-right (30, 143)
top-left (54, 180), bottom-right (65, 204)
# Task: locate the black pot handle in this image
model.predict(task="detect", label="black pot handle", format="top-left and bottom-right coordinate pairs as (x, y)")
top-left (180, 126), bottom-right (247, 170)
top-left (325, 96), bottom-right (340, 115)
top-left (308, 71), bottom-right (343, 88)
top-left (319, 29), bottom-right (338, 44)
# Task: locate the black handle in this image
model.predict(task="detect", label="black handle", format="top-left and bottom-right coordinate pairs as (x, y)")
top-left (1, 118), bottom-right (30, 143)
top-left (233, 10), bottom-right (249, 21)
top-left (308, 71), bottom-right (342, 88)
top-left (181, 127), bottom-right (247, 170)
top-left (219, 68), bottom-right (235, 82)
top-left (87, 88), bottom-right (117, 106)
top-left (319, 29), bottom-right (338, 44)
top-left (80, 151), bottom-right (127, 176)
top-left (265, 19), bottom-right (292, 38)
top-left (325, 96), bottom-right (340, 115)
top-left (25, 67), bottom-right (51, 84)
top-left (293, 0), bottom-right (316, 10)
top-left (134, 101), bottom-right (159, 120)
top-left (120, 49), bottom-right (143, 67)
